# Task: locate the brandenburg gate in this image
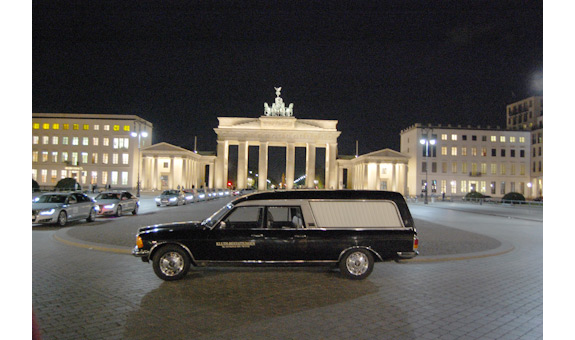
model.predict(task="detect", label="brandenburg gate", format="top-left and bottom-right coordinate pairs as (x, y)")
top-left (213, 88), bottom-right (341, 191)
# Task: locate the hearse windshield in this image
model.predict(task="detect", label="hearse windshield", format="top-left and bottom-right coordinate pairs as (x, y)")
top-left (202, 203), bottom-right (234, 228)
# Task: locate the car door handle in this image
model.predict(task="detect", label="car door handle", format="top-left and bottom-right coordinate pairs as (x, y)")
top-left (251, 234), bottom-right (264, 238)
top-left (294, 234), bottom-right (307, 239)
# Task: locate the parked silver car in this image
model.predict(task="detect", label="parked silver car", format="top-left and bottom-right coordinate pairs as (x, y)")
top-left (33, 192), bottom-right (98, 226)
top-left (94, 191), bottom-right (139, 216)
top-left (155, 190), bottom-right (186, 206)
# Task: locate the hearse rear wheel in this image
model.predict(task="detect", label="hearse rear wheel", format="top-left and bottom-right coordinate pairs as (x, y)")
top-left (339, 249), bottom-right (374, 280)
top-left (152, 245), bottom-right (191, 281)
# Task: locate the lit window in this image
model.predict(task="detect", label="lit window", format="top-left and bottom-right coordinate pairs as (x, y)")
top-left (491, 136), bottom-right (496, 142)
top-left (42, 152), bottom-right (48, 162)
top-left (102, 154), bottom-right (109, 164)
top-left (519, 137), bottom-right (525, 143)
top-left (33, 136), bottom-right (39, 144)
top-left (33, 123), bottom-right (40, 130)
top-left (53, 123), bottom-right (59, 130)
top-left (41, 170), bottom-right (47, 183)
top-left (121, 171), bottom-right (129, 185)
top-left (42, 136), bottom-right (49, 144)
top-left (52, 136), bottom-right (58, 145)
top-left (481, 163), bottom-right (487, 174)
top-left (124, 125), bottom-right (130, 132)
top-left (491, 164), bottom-right (497, 174)
top-left (32, 151), bottom-right (38, 162)
top-left (43, 123), bottom-right (50, 130)
top-left (441, 147), bottom-right (447, 156)
top-left (94, 125), bottom-right (99, 131)
top-left (83, 137), bottom-right (89, 146)
top-left (451, 147), bottom-right (457, 156)
top-left (93, 137), bottom-right (99, 146)
top-left (471, 148), bottom-right (477, 157)
top-left (122, 153), bottom-right (129, 165)
top-left (61, 152), bottom-right (68, 162)
top-left (103, 138), bottom-right (109, 146)
top-left (63, 124), bottom-right (69, 130)
top-left (441, 134), bottom-right (447, 141)
top-left (461, 148), bottom-right (467, 156)
top-left (72, 137), bottom-right (79, 145)
top-left (73, 124), bottom-right (79, 130)
top-left (451, 134), bottom-right (457, 141)
top-left (102, 171), bottom-right (108, 185)
top-left (461, 162), bottom-right (467, 174)
top-left (510, 136), bottom-right (516, 143)
top-left (500, 136), bottom-right (506, 143)
top-left (81, 152), bottom-right (88, 164)
top-left (83, 124), bottom-right (89, 130)
top-left (92, 153), bottom-right (98, 164)
top-left (104, 125), bottom-right (110, 131)
top-left (62, 137), bottom-right (68, 145)
top-left (111, 171), bottom-right (118, 185)
top-left (112, 153), bottom-right (119, 164)
top-left (51, 152), bottom-right (58, 162)
top-left (113, 125), bottom-right (120, 131)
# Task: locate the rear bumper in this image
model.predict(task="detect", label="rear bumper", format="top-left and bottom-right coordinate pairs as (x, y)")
top-left (396, 251), bottom-right (419, 259)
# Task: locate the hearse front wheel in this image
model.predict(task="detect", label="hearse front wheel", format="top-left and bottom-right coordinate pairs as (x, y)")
top-left (152, 245), bottom-right (191, 281)
top-left (339, 249), bottom-right (374, 280)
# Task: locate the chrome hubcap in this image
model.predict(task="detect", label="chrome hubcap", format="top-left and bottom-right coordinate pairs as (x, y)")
top-left (346, 252), bottom-right (369, 276)
top-left (159, 252), bottom-right (184, 276)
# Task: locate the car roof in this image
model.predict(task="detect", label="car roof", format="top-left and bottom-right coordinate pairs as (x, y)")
top-left (232, 190), bottom-right (406, 203)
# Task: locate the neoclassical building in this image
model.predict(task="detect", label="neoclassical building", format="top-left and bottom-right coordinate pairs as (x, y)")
top-left (141, 142), bottom-right (215, 190)
top-left (31, 90), bottom-right (408, 194)
top-left (338, 149), bottom-right (409, 194)
top-left (213, 89), bottom-right (340, 191)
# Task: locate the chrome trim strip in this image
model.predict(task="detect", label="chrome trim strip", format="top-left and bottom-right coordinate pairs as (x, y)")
top-left (197, 260), bottom-right (338, 265)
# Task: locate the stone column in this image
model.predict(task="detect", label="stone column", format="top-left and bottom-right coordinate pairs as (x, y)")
top-left (151, 156), bottom-right (158, 190)
top-left (258, 142), bottom-right (269, 191)
top-left (237, 141), bottom-right (249, 189)
top-left (170, 157), bottom-right (176, 189)
top-left (215, 140), bottom-right (229, 188)
top-left (286, 143), bottom-right (295, 190)
top-left (387, 162), bottom-right (399, 191)
top-left (305, 143), bottom-right (316, 188)
top-left (325, 143), bottom-right (337, 189)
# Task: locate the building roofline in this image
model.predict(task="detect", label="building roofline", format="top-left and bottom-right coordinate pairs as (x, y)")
top-left (400, 123), bottom-right (532, 134)
top-left (32, 113), bottom-right (153, 126)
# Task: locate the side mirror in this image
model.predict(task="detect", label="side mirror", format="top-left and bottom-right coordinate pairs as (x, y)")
top-left (219, 221), bottom-right (227, 230)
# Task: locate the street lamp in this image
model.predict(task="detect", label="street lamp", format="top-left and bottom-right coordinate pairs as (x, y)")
top-left (419, 130), bottom-right (436, 204)
top-left (131, 129), bottom-right (149, 197)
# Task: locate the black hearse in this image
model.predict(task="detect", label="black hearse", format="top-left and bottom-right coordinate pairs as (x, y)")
top-left (133, 190), bottom-right (418, 280)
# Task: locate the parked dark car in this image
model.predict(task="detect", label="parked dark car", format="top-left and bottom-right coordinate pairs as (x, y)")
top-left (134, 190), bottom-right (418, 281)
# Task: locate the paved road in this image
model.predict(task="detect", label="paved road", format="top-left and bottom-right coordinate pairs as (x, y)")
top-left (32, 197), bottom-right (543, 339)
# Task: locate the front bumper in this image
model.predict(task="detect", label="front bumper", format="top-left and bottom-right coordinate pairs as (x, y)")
top-left (32, 216), bottom-right (56, 224)
top-left (132, 246), bottom-right (150, 262)
top-left (33, 209), bottom-right (58, 224)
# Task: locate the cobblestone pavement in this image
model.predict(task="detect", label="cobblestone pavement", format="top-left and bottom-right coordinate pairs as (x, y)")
top-left (32, 202), bottom-right (543, 339)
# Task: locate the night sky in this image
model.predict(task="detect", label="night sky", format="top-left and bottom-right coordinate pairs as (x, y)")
top-left (33, 1), bottom-right (543, 181)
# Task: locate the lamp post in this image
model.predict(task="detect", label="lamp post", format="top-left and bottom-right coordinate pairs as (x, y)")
top-left (419, 129), bottom-right (436, 204)
top-left (131, 129), bottom-right (149, 197)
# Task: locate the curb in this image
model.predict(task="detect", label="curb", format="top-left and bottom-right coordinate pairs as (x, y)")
top-left (398, 241), bottom-right (515, 263)
top-left (53, 229), bottom-right (132, 255)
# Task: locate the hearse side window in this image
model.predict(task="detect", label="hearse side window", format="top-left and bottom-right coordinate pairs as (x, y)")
top-left (222, 206), bottom-right (263, 229)
top-left (266, 206), bottom-right (304, 229)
